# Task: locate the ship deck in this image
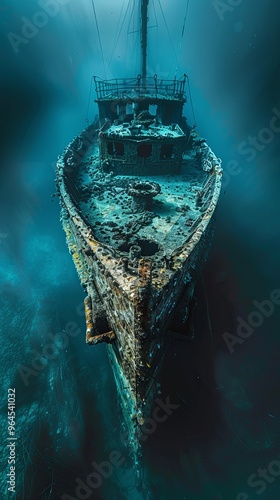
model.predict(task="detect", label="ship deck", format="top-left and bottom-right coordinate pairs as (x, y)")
top-left (71, 147), bottom-right (208, 258)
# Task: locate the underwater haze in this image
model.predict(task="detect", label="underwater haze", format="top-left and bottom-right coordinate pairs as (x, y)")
top-left (1, 0), bottom-right (280, 499)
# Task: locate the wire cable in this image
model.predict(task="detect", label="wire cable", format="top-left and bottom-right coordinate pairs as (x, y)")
top-left (157, 0), bottom-right (179, 74)
top-left (110, 0), bottom-right (126, 64)
top-left (91, 1), bottom-right (107, 78)
top-left (85, 76), bottom-right (94, 125)
top-left (175, 0), bottom-right (190, 77)
top-left (108, 0), bottom-right (131, 69)
top-left (187, 75), bottom-right (197, 128)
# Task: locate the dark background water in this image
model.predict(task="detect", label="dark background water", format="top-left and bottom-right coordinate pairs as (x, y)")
top-left (0, 1), bottom-right (280, 499)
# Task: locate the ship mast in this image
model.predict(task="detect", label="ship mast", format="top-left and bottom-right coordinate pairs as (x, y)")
top-left (141, 0), bottom-right (149, 87)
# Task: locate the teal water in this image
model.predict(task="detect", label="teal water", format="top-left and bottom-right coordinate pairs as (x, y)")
top-left (1, 1), bottom-right (280, 499)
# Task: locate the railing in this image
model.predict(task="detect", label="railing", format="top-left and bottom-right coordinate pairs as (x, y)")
top-left (94, 74), bottom-right (187, 100)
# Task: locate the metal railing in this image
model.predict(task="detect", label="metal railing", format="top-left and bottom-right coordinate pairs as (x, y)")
top-left (94, 74), bottom-right (187, 100)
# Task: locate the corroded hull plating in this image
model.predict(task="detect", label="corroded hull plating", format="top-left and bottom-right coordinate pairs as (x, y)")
top-left (56, 122), bottom-right (222, 460)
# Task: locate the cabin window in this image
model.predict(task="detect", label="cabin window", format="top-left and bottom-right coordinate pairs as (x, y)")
top-left (137, 144), bottom-right (152, 158)
top-left (160, 144), bottom-right (175, 160)
top-left (107, 142), bottom-right (114, 155)
top-left (115, 142), bottom-right (124, 157)
top-left (149, 104), bottom-right (157, 116)
top-left (107, 142), bottom-right (125, 157)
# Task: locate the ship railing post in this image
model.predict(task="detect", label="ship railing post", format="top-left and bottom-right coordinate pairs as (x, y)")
top-left (154, 74), bottom-right (158, 97)
top-left (182, 74), bottom-right (187, 97)
top-left (137, 74), bottom-right (141, 94)
top-left (173, 76), bottom-right (177, 96)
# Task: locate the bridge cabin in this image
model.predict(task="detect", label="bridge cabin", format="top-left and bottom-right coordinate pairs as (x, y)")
top-left (94, 75), bottom-right (188, 175)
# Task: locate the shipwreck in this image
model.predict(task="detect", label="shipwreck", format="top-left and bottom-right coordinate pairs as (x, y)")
top-left (56, 0), bottom-right (222, 466)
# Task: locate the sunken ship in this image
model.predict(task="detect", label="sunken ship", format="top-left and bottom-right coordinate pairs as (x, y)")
top-left (56, 0), bottom-right (222, 458)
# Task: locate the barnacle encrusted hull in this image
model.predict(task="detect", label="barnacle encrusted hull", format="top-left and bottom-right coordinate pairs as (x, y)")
top-left (56, 119), bottom-right (222, 453)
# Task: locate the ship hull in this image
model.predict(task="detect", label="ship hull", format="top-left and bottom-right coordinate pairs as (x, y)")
top-left (56, 123), bottom-right (222, 459)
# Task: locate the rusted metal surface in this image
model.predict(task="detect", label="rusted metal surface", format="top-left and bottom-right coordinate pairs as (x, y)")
top-left (84, 295), bottom-right (94, 341)
top-left (86, 330), bottom-right (116, 345)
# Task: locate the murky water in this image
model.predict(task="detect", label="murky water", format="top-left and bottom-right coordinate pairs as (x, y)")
top-left (1, 1), bottom-right (280, 499)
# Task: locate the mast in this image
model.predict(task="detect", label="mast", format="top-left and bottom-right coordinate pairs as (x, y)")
top-left (141, 0), bottom-right (149, 86)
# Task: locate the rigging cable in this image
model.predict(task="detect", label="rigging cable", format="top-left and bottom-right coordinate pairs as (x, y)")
top-left (175, 0), bottom-right (190, 78)
top-left (85, 76), bottom-right (94, 125)
top-left (126, 0), bottom-right (136, 70)
top-left (91, 1), bottom-right (107, 79)
top-left (110, 0), bottom-right (126, 63)
top-left (127, 0), bottom-right (136, 37)
top-left (147, 0), bottom-right (159, 75)
top-left (187, 75), bottom-right (197, 128)
top-left (152, 0), bottom-right (158, 32)
top-left (108, 0), bottom-right (131, 69)
top-left (157, 0), bottom-right (179, 74)
top-left (152, 0), bottom-right (159, 73)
